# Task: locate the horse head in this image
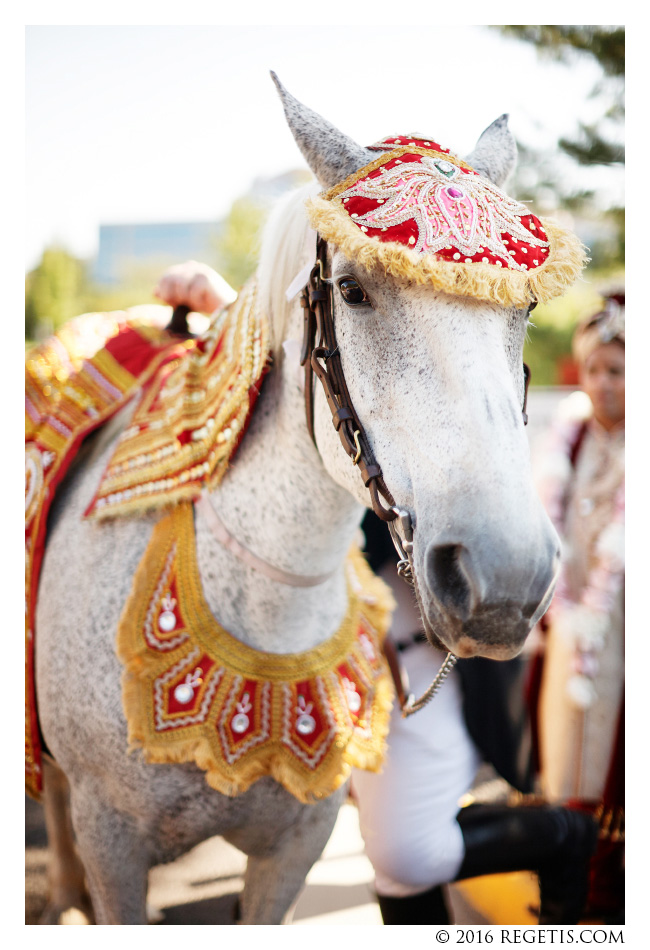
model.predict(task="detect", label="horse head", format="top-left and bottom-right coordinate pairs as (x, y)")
top-left (271, 74), bottom-right (586, 661)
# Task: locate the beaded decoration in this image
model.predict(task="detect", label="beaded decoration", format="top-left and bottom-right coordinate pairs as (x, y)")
top-left (25, 313), bottom-right (190, 798)
top-left (307, 136), bottom-right (587, 307)
top-left (85, 279), bottom-right (270, 520)
top-left (117, 502), bottom-right (395, 802)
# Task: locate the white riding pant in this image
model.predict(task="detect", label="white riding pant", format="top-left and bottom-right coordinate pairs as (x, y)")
top-left (351, 643), bottom-right (481, 897)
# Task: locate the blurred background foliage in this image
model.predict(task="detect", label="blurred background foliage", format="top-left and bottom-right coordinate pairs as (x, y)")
top-left (26, 26), bottom-right (624, 385)
top-left (490, 26), bottom-right (624, 383)
top-left (24, 199), bottom-right (268, 347)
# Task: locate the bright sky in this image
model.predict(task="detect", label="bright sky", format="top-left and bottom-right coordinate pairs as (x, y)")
top-left (25, 23), bottom-right (622, 270)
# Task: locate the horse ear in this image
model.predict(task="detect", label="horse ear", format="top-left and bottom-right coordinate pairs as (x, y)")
top-left (465, 115), bottom-right (517, 188)
top-left (271, 72), bottom-right (376, 189)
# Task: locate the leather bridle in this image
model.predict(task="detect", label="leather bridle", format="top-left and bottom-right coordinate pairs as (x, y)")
top-left (299, 235), bottom-right (533, 716)
top-left (300, 237), bottom-right (399, 523)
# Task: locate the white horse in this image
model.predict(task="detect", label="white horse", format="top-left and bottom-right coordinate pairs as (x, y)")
top-left (33, 75), bottom-right (569, 924)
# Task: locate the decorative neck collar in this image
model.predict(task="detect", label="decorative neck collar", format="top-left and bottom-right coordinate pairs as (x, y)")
top-left (117, 501), bottom-right (395, 802)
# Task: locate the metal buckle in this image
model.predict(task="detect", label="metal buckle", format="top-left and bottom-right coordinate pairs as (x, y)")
top-left (388, 507), bottom-right (415, 586)
top-left (351, 430), bottom-right (362, 465)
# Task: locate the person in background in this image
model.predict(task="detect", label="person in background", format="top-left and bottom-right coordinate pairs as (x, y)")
top-left (154, 262), bottom-right (598, 926)
top-left (531, 293), bottom-right (625, 922)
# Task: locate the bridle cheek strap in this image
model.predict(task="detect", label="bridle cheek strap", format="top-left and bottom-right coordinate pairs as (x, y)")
top-left (300, 238), bottom-right (397, 523)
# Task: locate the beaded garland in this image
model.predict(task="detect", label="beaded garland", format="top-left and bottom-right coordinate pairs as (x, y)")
top-left (307, 135), bottom-right (587, 307)
top-left (85, 279), bottom-right (270, 520)
top-left (117, 501), bottom-right (395, 802)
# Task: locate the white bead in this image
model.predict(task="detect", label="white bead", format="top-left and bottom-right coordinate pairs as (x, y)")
top-left (347, 690), bottom-right (361, 713)
top-left (158, 610), bottom-right (177, 632)
top-left (174, 683), bottom-right (194, 704)
top-left (296, 713), bottom-right (316, 735)
top-left (232, 713), bottom-right (250, 734)
top-left (579, 497), bottom-right (595, 516)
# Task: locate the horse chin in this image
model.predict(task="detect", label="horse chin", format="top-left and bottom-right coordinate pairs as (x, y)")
top-left (416, 591), bottom-right (530, 661)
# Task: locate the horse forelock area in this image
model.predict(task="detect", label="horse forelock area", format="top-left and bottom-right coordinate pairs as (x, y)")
top-left (256, 181), bottom-right (321, 355)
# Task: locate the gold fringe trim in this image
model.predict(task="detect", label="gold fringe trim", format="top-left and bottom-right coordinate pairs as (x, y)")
top-left (121, 673), bottom-right (395, 803)
top-left (117, 503), bottom-right (395, 803)
top-left (305, 197), bottom-right (588, 307)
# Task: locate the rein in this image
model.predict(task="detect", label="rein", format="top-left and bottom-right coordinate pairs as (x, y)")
top-left (298, 236), bottom-right (533, 717)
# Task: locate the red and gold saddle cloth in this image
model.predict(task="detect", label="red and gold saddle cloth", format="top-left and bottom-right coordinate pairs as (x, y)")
top-left (26, 312), bottom-right (191, 798)
top-left (307, 134), bottom-right (587, 307)
top-left (25, 287), bottom-right (270, 798)
top-left (117, 501), bottom-right (394, 803)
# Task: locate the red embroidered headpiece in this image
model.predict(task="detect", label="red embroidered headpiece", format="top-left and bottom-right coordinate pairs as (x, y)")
top-left (306, 135), bottom-right (587, 307)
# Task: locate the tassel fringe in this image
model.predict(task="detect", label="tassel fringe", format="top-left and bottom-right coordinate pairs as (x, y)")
top-left (306, 196), bottom-right (588, 307)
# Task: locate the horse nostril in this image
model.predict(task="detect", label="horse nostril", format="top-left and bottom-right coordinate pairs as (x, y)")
top-left (427, 544), bottom-right (472, 621)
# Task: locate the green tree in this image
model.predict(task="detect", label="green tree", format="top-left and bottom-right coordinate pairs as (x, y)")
top-left (25, 246), bottom-right (85, 340)
top-left (492, 25), bottom-right (624, 268)
top-left (213, 197), bottom-right (268, 291)
top-left (494, 26), bottom-right (624, 167)
top-left (489, 26), bottom-right (624, 384)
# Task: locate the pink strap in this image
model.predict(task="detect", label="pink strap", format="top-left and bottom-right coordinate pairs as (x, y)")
top-left (195, 494), bottom-right (335, 588)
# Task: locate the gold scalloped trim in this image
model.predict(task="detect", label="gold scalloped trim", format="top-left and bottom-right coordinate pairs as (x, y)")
top-left (117, 502), bottom-right (395, 803)
top-left (306, 188), bottom-right (588, 308)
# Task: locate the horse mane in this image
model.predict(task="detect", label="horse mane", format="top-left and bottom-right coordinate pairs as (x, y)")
top-left (256, 180), bottom-right (321, 356)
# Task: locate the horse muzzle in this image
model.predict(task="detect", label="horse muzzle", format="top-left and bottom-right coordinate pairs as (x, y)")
top-left (416, 529), bottom-right (560, 660)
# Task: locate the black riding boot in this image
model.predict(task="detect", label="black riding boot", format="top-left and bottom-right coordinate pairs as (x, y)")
top-left (376, 803), bottom-right (597, 925)
top-left (455, 803), bottom-right (599, 924)
top-left (377, 885), bottom-right (450, 925)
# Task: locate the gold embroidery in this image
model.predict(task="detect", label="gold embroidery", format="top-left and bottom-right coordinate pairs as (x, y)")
top-left (87, 280), bottom-right (271, 520)
top-left (117, 502), bottom-right (395, 803)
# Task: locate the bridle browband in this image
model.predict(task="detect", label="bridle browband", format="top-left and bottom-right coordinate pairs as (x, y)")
top-left (299, 235), bottom-right (533, 716)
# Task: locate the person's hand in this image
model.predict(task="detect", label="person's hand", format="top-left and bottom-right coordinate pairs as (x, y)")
top-left (153, 261), bottom-right (237, 315)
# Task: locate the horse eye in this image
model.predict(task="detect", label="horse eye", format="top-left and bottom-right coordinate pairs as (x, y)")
top-left (338, 277), bottom-right (368, 306)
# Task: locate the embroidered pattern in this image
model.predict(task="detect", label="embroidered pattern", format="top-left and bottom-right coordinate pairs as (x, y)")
top-left (117, 502), bottom-right (395, 803)
top-left (306, 137), bottom-right (587, 307)
top-left (338, 154), bottom-right (549, 268)
top-left (25, 313), bottom-right (189, 798)
top-left (85, 280), bottom-right (270, 520)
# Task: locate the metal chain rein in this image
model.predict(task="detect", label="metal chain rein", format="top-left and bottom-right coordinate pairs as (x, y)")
top-left (388, 507), bottom-right (458, 717)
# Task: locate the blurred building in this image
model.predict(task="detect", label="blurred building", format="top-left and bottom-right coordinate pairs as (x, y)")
top-left (92, 220), bottom-right (223, 286)
top-left (92, 170), bottom-right (311, 286)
